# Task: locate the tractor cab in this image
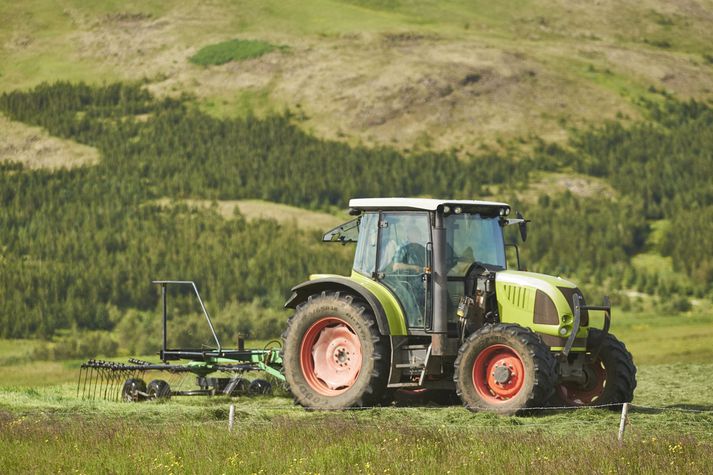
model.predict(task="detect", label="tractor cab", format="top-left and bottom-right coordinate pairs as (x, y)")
top-left (323, 198), bottom-right (511, 333)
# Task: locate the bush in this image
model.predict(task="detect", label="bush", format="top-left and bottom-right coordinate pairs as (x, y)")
top-left (669, 296), bottom-right (692, 314)
top-left (32, 329), bottom-right (119, 360)
top-left (190, 39), bottom-right (279, 66)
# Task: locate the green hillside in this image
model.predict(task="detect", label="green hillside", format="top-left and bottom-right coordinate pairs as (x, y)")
top-left (1, 1), bottom-right (712, 151)
top-left (0, 81), bottom-right (711, 350)
top-left (0, 1), bottom-right (711, 350)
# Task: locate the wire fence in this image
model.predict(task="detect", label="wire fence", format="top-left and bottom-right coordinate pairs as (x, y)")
top-left (213, 401), bottom-right (713, 442)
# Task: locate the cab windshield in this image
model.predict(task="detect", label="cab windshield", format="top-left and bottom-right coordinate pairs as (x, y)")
top-left (446, 213), bottom-right (506, 276)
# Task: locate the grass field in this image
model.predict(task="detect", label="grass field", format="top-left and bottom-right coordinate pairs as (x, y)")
top-left (1, 309), bottom-right (712, 473)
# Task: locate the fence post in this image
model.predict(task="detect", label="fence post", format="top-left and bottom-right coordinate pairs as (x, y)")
top-left (617, 402), bottom-right (629, 446)
top-left (229, 404), bottom-right (235, 432)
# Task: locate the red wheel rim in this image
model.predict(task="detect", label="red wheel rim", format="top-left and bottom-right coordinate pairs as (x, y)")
top-left (472, 344), bottom-right (526, 403)
top-left (558, 359), bottom-right (606, 406)
top-left (300, 317), bottom-right (363, 396)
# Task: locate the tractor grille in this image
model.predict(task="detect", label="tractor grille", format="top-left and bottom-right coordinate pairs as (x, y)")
top-left (502, 284), bottom-right (534, 310)
top-left (558, 287), bottom-right (589, 326)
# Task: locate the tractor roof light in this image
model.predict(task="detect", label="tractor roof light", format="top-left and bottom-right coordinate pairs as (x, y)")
top-left (499, 207), bottom-right (510, 217)
top-left (454, 206), bottom-right (462, 214)
top-left (443, 205), bottom-right (451, 214)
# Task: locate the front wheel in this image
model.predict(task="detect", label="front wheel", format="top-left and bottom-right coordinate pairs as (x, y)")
top-left (282, 291), bottom-right (390, 409)
top-left (554, 329), bottom-right (636, 407)
top-left (454, 324), bottom-right (557, 415)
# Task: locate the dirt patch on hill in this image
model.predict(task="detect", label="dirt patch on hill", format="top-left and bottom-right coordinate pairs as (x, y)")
top-left (68, 7), bottom-right (191, 83)
top-left (170, 34), bottom-right (631, 152)
top-left (154, 198), bottom-right (343, 230)
top-left (495, 172), bottom-right (618, 204)
top-left (0, 115), bottom-right (99, 169)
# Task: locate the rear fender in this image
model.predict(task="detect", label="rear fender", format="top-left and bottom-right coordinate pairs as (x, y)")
top-left (285, 276), bottom-right (393, 335)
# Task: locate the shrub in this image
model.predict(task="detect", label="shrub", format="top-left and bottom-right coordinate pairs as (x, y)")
top-left (190, 39), bottom-right (279, 66)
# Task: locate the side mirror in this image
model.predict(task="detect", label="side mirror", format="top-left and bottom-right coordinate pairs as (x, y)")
top-left (516, 211), bottom-right (528, 242)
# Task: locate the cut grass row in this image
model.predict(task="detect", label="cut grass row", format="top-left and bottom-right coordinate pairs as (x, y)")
top-left (2, 308), bottom-right (709, 383)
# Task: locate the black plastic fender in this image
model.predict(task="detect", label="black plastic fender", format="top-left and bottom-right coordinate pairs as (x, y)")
top-left (284, 277), bottom-right (391, 335)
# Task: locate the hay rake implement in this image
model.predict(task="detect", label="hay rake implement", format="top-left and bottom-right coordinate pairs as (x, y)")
top-left (78, 281), bottom-right (284, 402)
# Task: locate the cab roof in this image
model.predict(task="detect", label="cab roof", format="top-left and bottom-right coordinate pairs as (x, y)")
top-left (348, 197), bottom-right (510, 212)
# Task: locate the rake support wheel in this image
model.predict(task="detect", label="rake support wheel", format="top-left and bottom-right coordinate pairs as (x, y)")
top-left (454, 324), bottom-right (556, 415)
top-left (282, 291), bottom-right (390, 409)
top-left (121, 378), bottom-right (147, 402)
top-left (147, 379), bottom-right (171, 400)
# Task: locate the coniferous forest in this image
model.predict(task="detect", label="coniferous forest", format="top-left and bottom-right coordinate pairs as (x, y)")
top-left (0, 82), bottom-right (711, 354)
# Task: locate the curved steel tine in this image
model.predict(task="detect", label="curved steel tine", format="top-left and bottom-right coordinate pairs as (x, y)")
top-left (77, 366), bottom-right (84, 399)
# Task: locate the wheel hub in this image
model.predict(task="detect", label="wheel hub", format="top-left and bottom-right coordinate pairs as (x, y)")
top-left (334, 346), bottom-right (351, 366)
top-left (492, 363), bottom-right (512, 385)
top-left (473, 344), bottom-right (526, 402)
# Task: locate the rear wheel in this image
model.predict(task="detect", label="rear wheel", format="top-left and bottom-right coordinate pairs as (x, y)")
top-left (454, 324), bottom-right (556, 415)
top-left (555, 329), bottom-right (636, 407)
top-left (282, 291), bottom-right (390, 409)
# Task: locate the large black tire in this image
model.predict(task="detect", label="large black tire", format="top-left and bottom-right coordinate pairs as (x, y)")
top-left (454, 324), bottom-right (557, 415)
top-left (147, 379), bottom-right (171, 400)
top-left (282, 291), bottom-right (390, 409)
top-left (121, 378), bottom-right (147, 402)
top-left (554, 329), bottom-right (636, 407)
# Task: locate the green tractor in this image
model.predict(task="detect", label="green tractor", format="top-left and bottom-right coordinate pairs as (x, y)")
top-left (282, 198), bottom-right (636, 414)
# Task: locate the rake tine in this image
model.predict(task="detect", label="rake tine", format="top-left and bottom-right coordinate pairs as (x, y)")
top-left (110, 371), bottom-right (119, 402)
top-left (114, 371), bottom-right (122, 401)
top-left (82, 363), bottom-right (92, 400)
top-left (92, 368), bottom-right (99, 400)
top-left (104, 368), bottom-right (112, 401)
top-left (103, 368), bottom-right (114, 401)
top-left (88, 366), bottom-right (96, 400)
top-left (95, 368), bottom-right (105, 401)
top-left (77, 366), bottom-right (84, 399)
top-left (117, 370), bottom-right (128, 401)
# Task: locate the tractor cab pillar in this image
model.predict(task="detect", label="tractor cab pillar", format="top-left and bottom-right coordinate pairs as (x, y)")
top-left (431, 207), bottom-right (448, 355)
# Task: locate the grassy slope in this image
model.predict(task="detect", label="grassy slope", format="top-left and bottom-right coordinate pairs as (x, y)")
top-left (1, 0), bottom-right (712, 152)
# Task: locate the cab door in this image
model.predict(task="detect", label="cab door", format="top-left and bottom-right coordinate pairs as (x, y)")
top-left (376, 212), bottom-right (431, 328)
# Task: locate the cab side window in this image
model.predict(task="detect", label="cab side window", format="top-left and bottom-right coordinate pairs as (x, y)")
top-left (353, 213), bottom-right (378, 276)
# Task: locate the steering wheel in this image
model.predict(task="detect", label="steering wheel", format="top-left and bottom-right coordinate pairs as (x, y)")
top-left (464, 261), bottom-right (490, 296)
